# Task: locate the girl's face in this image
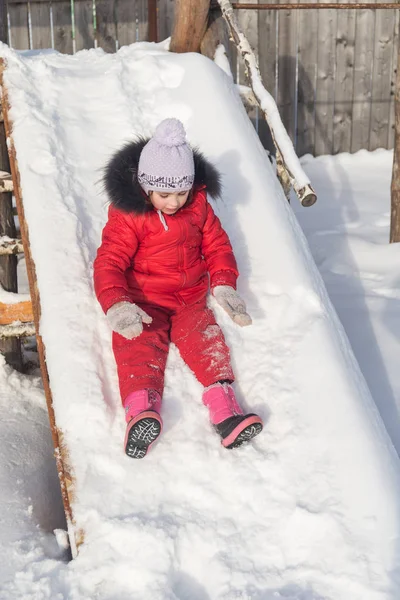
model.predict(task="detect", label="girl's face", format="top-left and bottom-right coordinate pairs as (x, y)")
top-left (149, 190), bottom-right (190, 215)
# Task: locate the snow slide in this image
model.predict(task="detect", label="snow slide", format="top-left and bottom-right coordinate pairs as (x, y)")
top-left (1, 41), bottom-right (400, 599)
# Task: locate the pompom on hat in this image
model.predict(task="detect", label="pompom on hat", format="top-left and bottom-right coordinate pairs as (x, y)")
top-left (137, 118), bottom-right (195, 195)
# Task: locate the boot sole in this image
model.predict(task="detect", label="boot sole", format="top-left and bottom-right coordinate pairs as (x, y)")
top-left (223, 416), bottom-right (263, 449)
top-left (125, 413), bottom-right (162, 459)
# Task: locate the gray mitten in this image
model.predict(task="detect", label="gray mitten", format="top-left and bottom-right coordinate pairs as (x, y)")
top-left (106, 301), bottom-right (152, 339)
top-left (213, 285), bottom-right (252, 327)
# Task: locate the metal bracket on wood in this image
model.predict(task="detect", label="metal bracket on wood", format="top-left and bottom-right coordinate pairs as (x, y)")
top-left (0, 170), bottom-right (13, 193)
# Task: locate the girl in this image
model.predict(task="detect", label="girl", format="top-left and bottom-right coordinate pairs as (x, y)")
top-left (94, 118), bottom-right (263, 459)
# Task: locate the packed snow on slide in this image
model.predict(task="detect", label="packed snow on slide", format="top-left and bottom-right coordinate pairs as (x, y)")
top-left (1, 40), bottom-right (400, 599)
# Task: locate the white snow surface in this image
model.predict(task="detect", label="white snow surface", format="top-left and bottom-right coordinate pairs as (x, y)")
top-left (1, 41), bottom-right (400, 599)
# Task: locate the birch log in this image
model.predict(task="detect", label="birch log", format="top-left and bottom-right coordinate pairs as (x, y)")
top-left (217, 0), bottom-right (317, 207)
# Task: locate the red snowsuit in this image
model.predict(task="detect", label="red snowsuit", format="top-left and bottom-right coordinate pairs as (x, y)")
top-left (94, 185), bottom-right (239, 400)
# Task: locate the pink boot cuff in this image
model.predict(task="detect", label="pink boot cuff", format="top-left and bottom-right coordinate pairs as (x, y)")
top-left (123, 389), bottom-right (162, 423)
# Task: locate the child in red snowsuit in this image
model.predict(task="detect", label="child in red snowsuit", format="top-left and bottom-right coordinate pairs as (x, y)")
top-left (94, 119), bottom-right (263, 458)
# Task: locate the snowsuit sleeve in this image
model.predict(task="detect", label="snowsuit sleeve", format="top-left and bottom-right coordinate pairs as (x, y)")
top-left (93, 206), bottom-right (139, 313)
top-left (201, 198), bottom-right (239, 290)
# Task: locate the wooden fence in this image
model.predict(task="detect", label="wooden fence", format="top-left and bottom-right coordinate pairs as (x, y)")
top-left (3, 0), bottom-right (400, 156)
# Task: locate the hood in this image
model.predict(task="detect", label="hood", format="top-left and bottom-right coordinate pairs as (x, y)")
top-left (103, 138), bottom-right (222, 214)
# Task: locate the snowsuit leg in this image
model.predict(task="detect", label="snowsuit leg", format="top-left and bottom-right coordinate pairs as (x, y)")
top-left (170, 301), bottom-right (235, 387)
top-left (112, 305), bottom-right (170, 400)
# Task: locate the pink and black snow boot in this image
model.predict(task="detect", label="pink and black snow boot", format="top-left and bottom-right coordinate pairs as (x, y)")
top-left (202, 382), bottom-right (263, 449)
top-left (123, 389), bottom-right (163, 458)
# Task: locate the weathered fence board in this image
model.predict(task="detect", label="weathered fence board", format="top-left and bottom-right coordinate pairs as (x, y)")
top-left (277, 0), bottom-right (298, 143)
top-left (96, 0), bottom-right (117, 51)
top-left (237, 0), bottom-right (260, 137)
top-left (74, 0), bottom-right (95, 51)
top-left (315, 0), bottom-right (338, 155)
top-left (388, 7), bottom-right (399, 148)
top-left (351, 6), bottom-right (375, 152)
top-left (137, 0), bottom-right (149, 41)
top-left (116, 0), bottom-right (138, 48)
top-left (297, 6), bottom-right (318, 156)
top-left (52, 1), bottom-right (74, 53)
top-left (7, 3), bottom-right (30, 49)
top-left (30, 2), bottom-right (52, 49)
top-left (370, 8), bottom-right (394, 150)
top-left (158, 0), bottom-right (174, 42)
top-left (333, 7), bottom-right (356, 153)
top-left (258, 0), bottom-right (278, 101)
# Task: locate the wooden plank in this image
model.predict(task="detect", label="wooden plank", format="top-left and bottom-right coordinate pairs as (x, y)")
top-left (30, 1), bottom-right (52, 49)
top-left (388, 7), bottom-right (399, 149)
top-left (258, 0), bottom-right (277, 98)
top-left (370, 7), bottom-right (394, 149)
top-left (116, 0), bottom-right (137, 47)
top-left (74, 0), bottom-right (95, 51)
top-left (158, 0), bottom-right (174, 42)
top-left (296, 6), bottom-right (318, 156)
top-left (315, 0), bottom-right (337, 155)
top-left (138, 0), bottom-right (149, 41)
top-left (351, 6), bottom-right (375, 152)
top-left (237, 1), bottom-right (260, 137)
top-left (7, 3), bottom-right (30, 49)
top-left (0, 5), bottom-right (22, 370)
top-left (0, 58), bottom-right (81, 553)
top-left (0, 0), bottom-right (7, 43)
top-left (0, 300), bottom-right (33, 325)
top-left (95, 0), bottom-right (117, 52)
top-left (257, 0), bottom-right (278, 150)
top-left (277, 0), bottom-right (298, 146)
top-left (227, 17), bottom-right (239, 82)
top-left (333, 6), bottom-right (356, 153)
top-left (237, 0), bottom-right (259, 77)
top-left (52, 1), bottom-right (73, 53)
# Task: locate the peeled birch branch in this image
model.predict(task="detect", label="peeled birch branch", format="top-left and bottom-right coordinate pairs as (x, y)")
top-left (216, 0), bottom-right (317, 207)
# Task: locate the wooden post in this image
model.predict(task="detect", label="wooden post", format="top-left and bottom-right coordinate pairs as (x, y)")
top-left (170, 0), bottom-right (210, 53)
top-left (148, 0), bottom-right (158, 42)
top-left (0, 0), bottom-right (23, 370)
top-left (391, 33), bottom-right (400, 243)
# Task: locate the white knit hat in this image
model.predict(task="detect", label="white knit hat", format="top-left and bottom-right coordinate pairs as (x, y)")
top-left (137, 118), bottom-right (195, 194)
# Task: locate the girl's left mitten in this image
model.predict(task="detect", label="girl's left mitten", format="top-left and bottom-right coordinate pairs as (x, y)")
top-left (213, 285), bottom-right (252, 327)
top-left (106, 301), bottom-right (152, 339)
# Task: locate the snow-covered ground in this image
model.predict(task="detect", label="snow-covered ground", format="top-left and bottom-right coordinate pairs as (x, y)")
top-left (1, 41), bottom-right (400, 599)
top-left (294, 150), bottom-right (400, 457)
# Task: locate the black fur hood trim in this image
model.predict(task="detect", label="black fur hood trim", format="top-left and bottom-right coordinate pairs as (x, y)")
top-left (103, 138), bottom-right (222, 214)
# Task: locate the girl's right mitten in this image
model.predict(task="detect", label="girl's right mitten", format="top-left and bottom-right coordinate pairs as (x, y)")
top-left (106, 301), bottom-right (152, 339)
